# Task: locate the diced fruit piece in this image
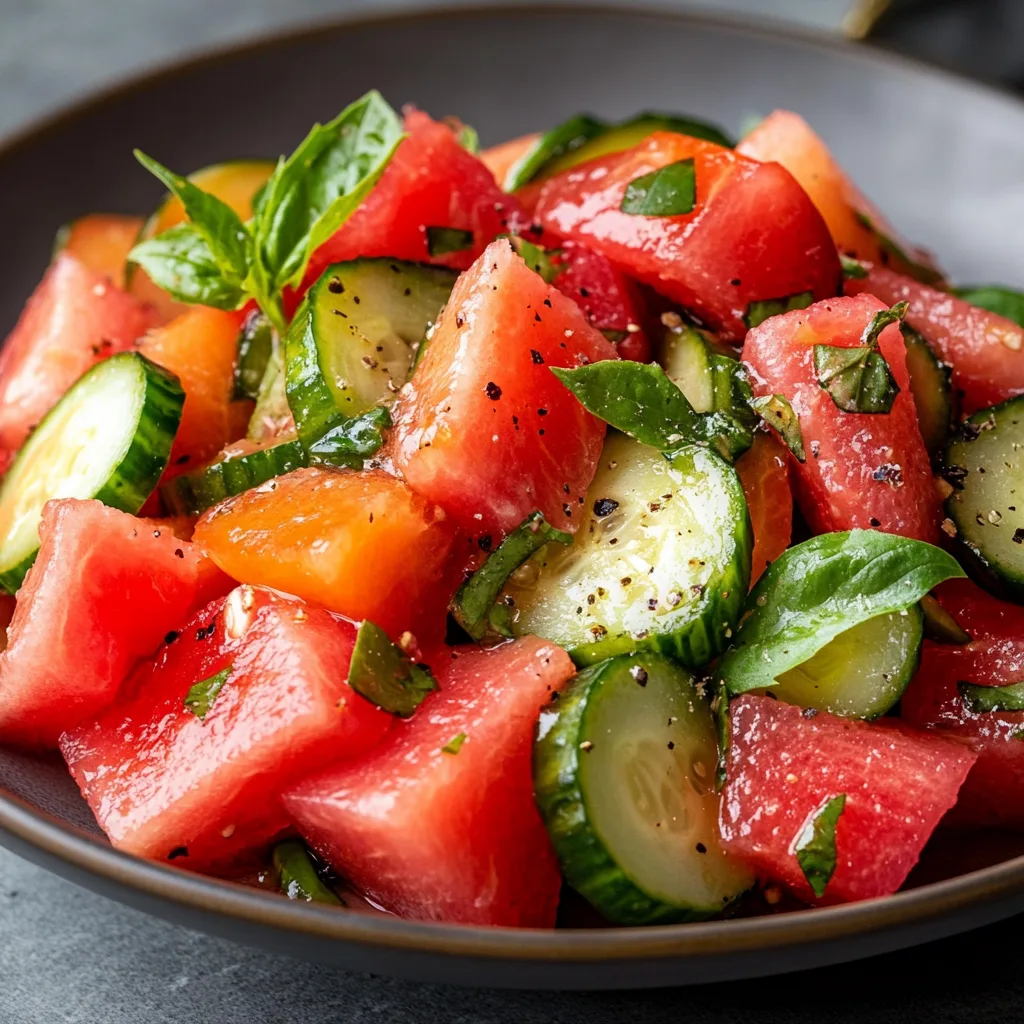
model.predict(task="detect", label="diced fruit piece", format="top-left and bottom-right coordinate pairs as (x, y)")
top-left (54, 215), bottom-right (144, 288)
top-left (742, 294), bottom-right (940, 542)
top-left (933, 578), bottom-right (1024, 641)
top-left (139, 306), bottom-right (245, 476)
top-left (193, 465), bottom-right (456, 637)
top-left (284, 259), bottom-right (455, 448)
top-left (534, 131), bottom-right (840, 341)
top-left (902, 639), bottom-right (1024, 829)
top-left (296, 111), bottom-right (520, 302)
top-left (0, 253), bottom-right (157, 456)
top-left (554, 242), bottom-right (652, 361)
top-left (0, 595), bottom-right (14, 653)
top-left (284, 636), bottom-right (573, 927)
top-left (504, 434), bottom-right (750, 666)
top-left (0, 499), bottom-right (228, 748)
top-left (720, 694), bottom-right (977, 903)
top-left (0, 352), bottom-right (184, 591)
top-left (737, 111), bottom-right (941, 281)
top-left (846, 265), bottom-right (1024, 413)
top-left (60, 586), bottom-right (391, 869)
top-left (534, 653), bottom-right (753, 924)
top-left (735, 433), bottom-right (793, 583)
top-left (129, 160), bottom-right (274, 323)
top-left (481, 132), bottom-right (541, 185)
top-left (390, 239), bottom-right (615, 539)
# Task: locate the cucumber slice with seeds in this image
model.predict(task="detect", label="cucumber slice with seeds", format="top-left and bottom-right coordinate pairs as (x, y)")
top-left (944, 396), bottom-right (1024, 598)
top-left (161, 437), bottom-right (307, 515)
top-left (504, 432), bottom-right (751, 667)
top-left (533, 652), bottom-right (754, 924)
top-left (284, 259), bottom-right (456, 448)
top-left (0, 352), bottom-right (184, 593)
top-left (768, 605), bottom-right (923, 719)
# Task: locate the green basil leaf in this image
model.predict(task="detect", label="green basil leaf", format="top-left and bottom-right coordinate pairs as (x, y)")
top-left (272, 840), bottom-right (344, 905)
top-left (305, 405), bottom-right (391, 468)
top-left (507, 235), bottom-right (564, 284)
top-left (620, 158), bottom-right (696, 217)
top-left (452, 511), bottom-right (573, 641)
top-left (862, 301), bottom-right (910, 348)
top-left (794, 793), bottom-right (846, 899)
top-left (253, 90), bottom-right (403, 295)
top-left (133, 150), bottom-right (252, 281)
top-left (920, 594), bottom-right (970, 645)
top-left (426, 226), bottom-right (475, 257)
top-left (958, 679), bottom-right (1024, 713)
top-left (854, 211), bottom-right (943, 286)
top-left (744, 291), bottom-right (814, 330)
top-left (129, 225), bottom-right (246, 310)
top-left (184, 665), bottom-right (232, 720)
top-left (840, 254), bottom-right (869, 280)
top-left (347, 620), bottom-right (438, 718)
top-left (749, 394), bottom-right (806, 462)
top-left (441, 732), bottom-right (467, 755)
top-left (953, 286), bottom-right (1024, 328)
top-left (454, 122), bottom-right (479, 154)
top-left (719, 530), bottom-right (965, 696)
top-left (503, 113), bottom-right (608, 191)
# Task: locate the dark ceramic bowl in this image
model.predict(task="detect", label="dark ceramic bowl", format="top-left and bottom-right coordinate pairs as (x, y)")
top-left (2, 2), bottom-right (1024, 991)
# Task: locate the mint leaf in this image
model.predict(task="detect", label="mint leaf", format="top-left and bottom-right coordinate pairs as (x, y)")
top-left (503, 113), bottom-right (607, 191)
top-left (794, 793), bottom-right (846, 898)
top-left (953, 286), bottom-right (1024, 328)
top-left (620, 158), bottom-right (696, 217)
top-left (719, 530), bottom-right (965, 696)
top-left (305, 405), bottom-right (391, 468)
top-left (814, 301), bottom-right (906, 415)
top-left (347, 620), bottom-right (437, 718)
top-left (253, 90), bottom-right (403, 302)
top-left (133, 150), bottom-right (251, 281)
top-left (749, 394), bottom-right (806, 462)
top-left (744, 291), bottom-right (814, 330)
top-left (184, 665), bottom-right (232, 720)
top-left (129, 225), bottom-right (246, 310)
top-left (452, 511), bottom-right (573, 641)
top-left (958, 679), bottom-right (1024, 713)
top-left (426, 226), bottom-right (474, 257)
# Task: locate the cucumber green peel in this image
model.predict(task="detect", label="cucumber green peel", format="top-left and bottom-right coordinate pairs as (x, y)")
top-left (719, 530), bottom-right (965, 699)
top-left (959, 679), bottom-right (1024, 714)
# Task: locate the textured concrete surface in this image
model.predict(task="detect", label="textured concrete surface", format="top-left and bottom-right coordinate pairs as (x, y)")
top-left (0, 2), bottom-right (1017, 1022)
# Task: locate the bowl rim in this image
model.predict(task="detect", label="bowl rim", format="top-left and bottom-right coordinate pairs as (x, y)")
top-left (2, 0), bottom-right (1024, 965)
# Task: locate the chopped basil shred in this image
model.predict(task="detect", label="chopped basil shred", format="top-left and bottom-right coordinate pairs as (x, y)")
top-left (426, 226), bottom-right (475, 257)
top-left (748, 394), bottom-right (805, 462)
top-left (794, 793), bottom-right (846, 898)
top-left (272, 840), bottom-right (344, 906)
top-left (507, 235), bottom-right (564, 284)
top-left (958, 679), bottom-right (1024, 714)
top-left (840, 254), bottom-right (869, 280)
top-left (130, 90), bottom-right (404, 333)
top-left (347, 620), bottom-right (438, 717)
top-left (620, 158), bottom-right (696, 217)
top-left (441, 732), bottom-right (467, 755)
top-left (814, 301), bottom-right (907, 415)
top-left (452, 511), bottom-right (573, 641)
top-left (184, 665), bottom-right (233, 721)
top-left (744, 291), bottom-right (814, 330)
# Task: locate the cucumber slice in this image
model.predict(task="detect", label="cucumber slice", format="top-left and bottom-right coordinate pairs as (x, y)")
top-left (660, 323), bottom-right (715, 412)
top-left (944, 396), bottom-right (1024, 598)
top-left (534, 653), bottom-right (754, 924)
top-left (504, 433), bottom-right (751, 667)
top-left (161, 437), bottom-right (307, 515)
top-left (284, 259), bottom-right (456, 448)
top-left (902, 324), bottom-right (954, 458)
top-left (247, 347), bottom-right (293, 442)
top-left (0, 353), bottom-right (183, 593)
top-left (234, 310), bottom-right (276, 402)
top-left (769, 605), bottom-right (923, 719)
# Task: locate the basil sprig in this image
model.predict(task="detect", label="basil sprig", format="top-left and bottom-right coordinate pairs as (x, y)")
top-left (452, 511), bottom-right (573, 641)
top-left (958, 679), bottom-right (1024, 714)
top-left (748, 394), bottom-right (805, 462)
top-left (794, 793), bottom-right (846, 899)
top-left (129, 91), bottom-right (404, 332)
top-left (953, 285), bottom-right (1024, 327)
top-left (719, 530), bottom-right (965, 696)
top-left (620, 158), bottom-right (696, 217)
top-left (552, 360), bottom-right (754, 463)
top-left (814, 301), bottom-right (907, 415)
top-left (347, 620), bottom-right (438, 718)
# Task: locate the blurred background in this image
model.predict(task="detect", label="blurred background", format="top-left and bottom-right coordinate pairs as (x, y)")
top-left (2, 0), bottom-right (1024, 138)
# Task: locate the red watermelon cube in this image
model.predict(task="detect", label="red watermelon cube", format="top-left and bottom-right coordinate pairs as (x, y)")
top-left (284, 636), bottom-right (575, 927)
top-left (720, 695), bottom-right (977, 904)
